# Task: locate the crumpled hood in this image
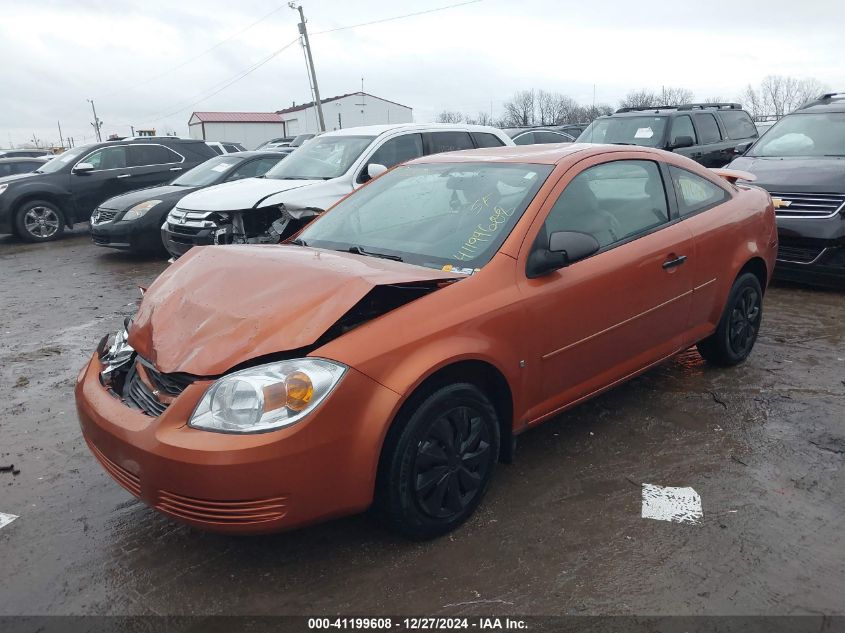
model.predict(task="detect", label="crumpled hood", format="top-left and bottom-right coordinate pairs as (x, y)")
top-left (729, 156), bottom-right (845, 190)
top-left (177, 177), bottom-right (321, 211)
top-left (128, 244), bottom-right (458, 375)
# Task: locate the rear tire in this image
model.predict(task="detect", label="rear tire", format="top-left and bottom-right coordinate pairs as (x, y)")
top-left (14, 200), bottom-right (65, 242)
top-left (697, 272), bottom-right (763, 366)
top-left (378, 383), bottom-right (500, 540)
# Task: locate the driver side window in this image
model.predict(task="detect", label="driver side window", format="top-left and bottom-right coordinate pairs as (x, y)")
top-left (358, 134), bottom-right (423, 183)
top-left (83, 146), bottom-right (127, 170)
top-left (543, 160), bottom-right (669, 249)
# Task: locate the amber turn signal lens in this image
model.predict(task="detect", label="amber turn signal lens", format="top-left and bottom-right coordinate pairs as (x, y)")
top-left (285, 371), bottom-right (314, 412)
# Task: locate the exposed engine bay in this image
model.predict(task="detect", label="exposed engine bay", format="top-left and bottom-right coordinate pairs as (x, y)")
top-left (215, 205), bottom-right (321, 245)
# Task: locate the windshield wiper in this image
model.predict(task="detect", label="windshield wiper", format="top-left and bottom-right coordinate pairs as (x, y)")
top-left (347, 245), bottom-right (403, 261)
top-left (290, 238), bottom-right (307, 246)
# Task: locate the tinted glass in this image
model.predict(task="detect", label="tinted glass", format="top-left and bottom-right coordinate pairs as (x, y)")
top-left (299, 162), bottom-right (553, 270)
top-left (748, 113), bottom-right (845, 157)
top-left (223, 144), bottom-right (240, 153)
top-left (264, 135), bottom-right (375, 180)
top-left (533, 131), bottom-right (574, 143)
top-left (171, 156), bottom-right (239, 186)
top-left (694, 114), bottom-right (722, 144)
top-left (14, 161), bottom-right (39, 174)
top-left (367, 134), bottom-right (423, 169)
top-left (544, 160), bottom-right (668, 248)
top-left (428, 131), bottom-right (473, 153)
top-left (669, 166), bottom-right (729, 216)
top-left (577, 117), bottom-right (667, 147)
top-left (670, 115), bottom-right (696, 145)
top-left (513, 132), bottom-right (535, 145)
top-left (35, 145), bottom-right (92, 174)
top-left (85, 146), bottom-right (127, 170)
top-left (0, 164), bottom-right (11, 177)
top-left (208, 144), bottom-right (223, 155)
top-left (472, 132), bottom-right (505, 148)
top-left (129, 144), bottom-right (181, 167)
top-left (228, 157), bottom-right (282, 180)
top-left (720, 110), bottom-right (757, 139)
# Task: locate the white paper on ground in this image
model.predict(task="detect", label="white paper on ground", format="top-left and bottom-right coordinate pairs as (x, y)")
top-left (0, 512), bottom-right (19, 529)
top-left (641, 484), bottom-right (702, 524)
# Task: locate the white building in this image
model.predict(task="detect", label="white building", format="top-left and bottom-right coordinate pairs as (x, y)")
top-left (276, 92), bottom-right (413, 135)
top-left (187, 112), bottom-right (286, 150)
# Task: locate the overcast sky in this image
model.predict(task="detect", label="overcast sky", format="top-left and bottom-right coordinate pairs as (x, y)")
top-left (3, 0), bottom-right (844, 147)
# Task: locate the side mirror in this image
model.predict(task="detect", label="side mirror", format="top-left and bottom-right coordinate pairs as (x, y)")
top-left (669, 136), bottom-right (694, 150)
top-left (733, 141), bottom-right (753, 155)
top-left (526, 230), bottom-right (600, 279)
top-left (74, 162), bottom-right (95, 173)
top-left (367, 163), bottom-right (387, 180)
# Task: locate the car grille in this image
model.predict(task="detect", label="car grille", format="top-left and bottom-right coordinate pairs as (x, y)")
top-left (122, 358), bottom-right (194, 417)
top-left (167, 208), bottom-right (219, 231)
top-left (777, 245), bottom-right (826, 264)
top-left (770, 192), bottom-right (845, 219)
top-left (86, 439), bottom-right (142, 498)
top-left (91, 208), bottom-right (118, 225)
top-left (155, 490), bottom-right (289, 526)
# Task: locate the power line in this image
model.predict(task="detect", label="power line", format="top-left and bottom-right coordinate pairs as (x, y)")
top-left (122, 0), bottom-right (487, 125)
top-left (99, 2), bottom-right (290, 100)
top-left (142, 38), bottom-right (300, 123)
top-left (311, 0), bottom-right (485, 35)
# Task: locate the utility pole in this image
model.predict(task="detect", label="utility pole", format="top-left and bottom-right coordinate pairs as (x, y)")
top-left (57, 121), bottom-right (65, 149)
top-left (130, 125), bottom-right (135, 137)
top-left (87, 98), bottom-right (103, 142)
top-left (290, 3), bottom-right (325, 132)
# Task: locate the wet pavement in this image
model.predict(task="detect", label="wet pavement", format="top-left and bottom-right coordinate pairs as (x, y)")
top-left (0, 230), bottom-right (843, 617)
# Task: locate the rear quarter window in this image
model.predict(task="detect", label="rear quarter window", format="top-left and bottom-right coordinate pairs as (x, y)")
top-left (720, 110), bottom-right (758, 140)
top-left (669, 166), bottom-right (730, 216)
top-left (471, 132), bottom-right (505, 148)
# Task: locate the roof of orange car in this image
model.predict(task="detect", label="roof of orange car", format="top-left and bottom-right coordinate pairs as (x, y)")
top-left (416, 142), bottom-right (660, 165)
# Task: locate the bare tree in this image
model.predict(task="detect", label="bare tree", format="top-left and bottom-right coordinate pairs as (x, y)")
top-left (465, 111), bottom-right (493, 126)
top-left (619, 89), bottom-right (659, 109)
top-left (741, 75), bottom-right (827, 119)
top-left (660, 86), bottom-right (694, 106)
top-left (503, 90), bottom-right (536, 126)
top-left (436, 110), bottom-right (464, 124)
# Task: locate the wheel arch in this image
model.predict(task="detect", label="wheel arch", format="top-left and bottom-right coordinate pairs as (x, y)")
top-left (376, 359), bottom-right (516, 487)
top-left (13, 192), bottom-right (72, 227)
top-left (737, 256), bottom-right (769, 294)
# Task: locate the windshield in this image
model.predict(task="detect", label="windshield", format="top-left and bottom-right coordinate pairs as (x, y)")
top-left (298, 162), bottom-right (553, 270)
top-left (747, 113), bottom-right (845, 157)
top-left (577, 116), bottom-right (667, 147)
top-left (264, 135), bottom-right (374, 180)
top-left (171, 155), bottom-right (240, 186)
top-left (35, 145), bottom-right (92, 174)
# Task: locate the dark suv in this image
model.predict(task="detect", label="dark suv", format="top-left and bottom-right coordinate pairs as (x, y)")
top-left (577, 103), bottom-right (758, 167)
top-left (728, 92), bottom-right (845, 287)
top-left (0, 138), bottom-right (215, 242)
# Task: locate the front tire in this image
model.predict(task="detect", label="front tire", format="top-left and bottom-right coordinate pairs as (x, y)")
top-left (15, 200), bottom-right (65, 242)
top-left (378, 383), bottom-right (500, 540)
top-left (697, 272), bottom-right (763, 366)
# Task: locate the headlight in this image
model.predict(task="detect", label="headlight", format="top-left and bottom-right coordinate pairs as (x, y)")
top-left (99, 318), bottom-right (134, 380)
top-left (0, 183), bottom-right (8, 196)
top-left (122, 200), bottom-right (162, 222)
top-left (189, 358), bottom-right (346, 433)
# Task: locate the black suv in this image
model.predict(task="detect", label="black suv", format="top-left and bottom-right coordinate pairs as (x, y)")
top-left (729, 92), bottom-right (845, 287)
top-left (0, 138), bottom-right (215, 242)
top-left (577, 103), bottom-right (758, 167)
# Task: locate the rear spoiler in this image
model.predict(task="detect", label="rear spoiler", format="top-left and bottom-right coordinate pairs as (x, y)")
top-left (710, 168), bottom-right (756, 184)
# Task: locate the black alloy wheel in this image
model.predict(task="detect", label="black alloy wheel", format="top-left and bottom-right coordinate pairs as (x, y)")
top-left (697, 272), bottom-right (764, 366)
top-left (378, 383), bottom-right (500, 539)
top-left (413, 405), bottom-right (493, 519)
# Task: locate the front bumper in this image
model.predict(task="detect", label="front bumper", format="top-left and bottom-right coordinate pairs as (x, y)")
top-left (774, 213), bottom-right (845, 288)
top-left (91, 207), bottom-right (171, 252)
top-left (76, 353), bottom-right (401, 534)
top-left (161, 224), bottom-right (216, 258)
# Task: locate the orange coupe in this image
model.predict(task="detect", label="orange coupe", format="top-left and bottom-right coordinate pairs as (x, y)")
top-left (77, 144), bottom-right (776, 539)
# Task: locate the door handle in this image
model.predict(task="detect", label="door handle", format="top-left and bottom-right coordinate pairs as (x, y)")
top-left (116, 174), bottom-right (131, 179)
top-left (169, 167), bottom-right (183, 171)
top-left (662, 255), bottom-right (687, 269)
